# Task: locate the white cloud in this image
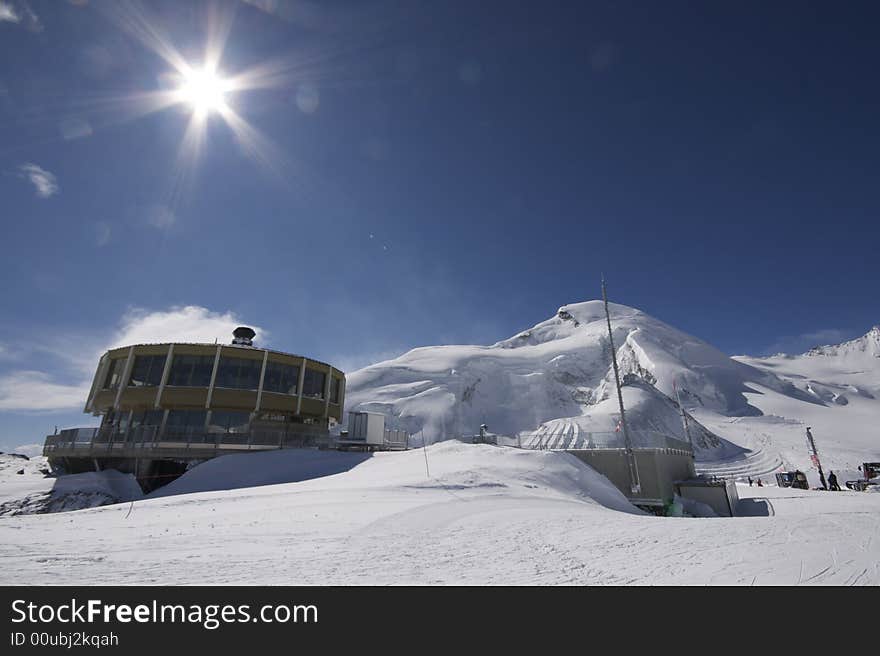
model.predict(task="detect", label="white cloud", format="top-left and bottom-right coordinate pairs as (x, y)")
top-left (0, 371), bottom-right (90, 411)
top-left (329, 348), bottom-right (408, 374)
top-left (0, 306), bottom-right (266, 412)
top-left (0, 1), bottom-right (41, 31)
top-left (59, 117), bottom-right (93, 141)
top-left (12, 443), bottom-right (45, 457)
top-left (763, 328), bottom-right (854, 356)
top-left (0, 2), bottom-right (19, 22)
top-left (109, 306), bottom-right (266, 348)
top-left (19, 163), bottom-right (59, 198)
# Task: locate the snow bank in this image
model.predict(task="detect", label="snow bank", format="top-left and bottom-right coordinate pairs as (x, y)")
top-left (152, 441), bottom-right (639, 514)
top-left (150, 449), bottom-right (372, 498)
top-left (51, 470), bottom-right (143, 504)
top-left (3, 442), bottom-right (879, 585)
top-left (0, 453), bottom-right (142, 516)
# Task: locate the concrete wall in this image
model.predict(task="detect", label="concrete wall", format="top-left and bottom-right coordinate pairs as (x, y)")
top-left (567, 448), bottom-right (695, 505)
top-left (674, 480), bottom-right (738, 517)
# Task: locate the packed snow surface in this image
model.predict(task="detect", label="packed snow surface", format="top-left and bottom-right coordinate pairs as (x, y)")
top-left (1, 442), bottom-right (878, 585)
top-left (0, 453), bottom-right (141, 516)
top-left (729, 326), bottom-right (880, 480)
top-left (0, 453), bottom-right (50, 511)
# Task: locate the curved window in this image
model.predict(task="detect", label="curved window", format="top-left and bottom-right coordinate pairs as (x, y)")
top-left (164, 410), bottom-right (207, 440)
top-left (102, 357), bottom-right (128, 390)
top-left (215, 356), bottom-right (262, 391)
top-left (128, 354), bottom-right (167, 387)
top-left (131, 409), bottom-right (164, 427)
top-left (330, 377), bottom-right (341, 404)
top-left (302, 369), bottom-right (326, 399)
top-left (263, 361), bottom-right (299, 395)
top-left (208, 411), bottom-right (251, 434)
top-left (167, 355), bottom-right (214, 387)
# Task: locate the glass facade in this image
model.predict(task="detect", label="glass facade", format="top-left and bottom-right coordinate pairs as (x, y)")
top-left (263, 361), bottom-right (299, 395)
top-left (130, 409), bottom-right (165, 427)
top-left (164, 410), bottom-right (207, 439)
top-left (102, 409), bottom-right (129, 431)
top-left (128, 354), bottom-right (167, 387)
top-left (302, 369), bottom-right (326, 399)
top-left (208, 411), bottom-right (251, 434)
top-left (330, 377), bottom-right (341, 404)
top-left (167, 355), bottom-right (214, 387)
top-left (103, 357), bottom-right (128, 389)
top-left (215, 356), bottom-right (262, 391)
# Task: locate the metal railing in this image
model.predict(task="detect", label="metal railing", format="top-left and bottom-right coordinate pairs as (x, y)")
top-left (518, 429), bottom-right (692, 454)
top-left (43, 425), bottom-right (332, 455)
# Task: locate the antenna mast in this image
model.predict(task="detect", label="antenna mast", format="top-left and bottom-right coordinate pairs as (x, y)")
top-left (602, 275), bottom-right (641, 494)
top-left (805, 427), bottom-right (828, 490)
top-left (672, 379), bottom-right (694, 450)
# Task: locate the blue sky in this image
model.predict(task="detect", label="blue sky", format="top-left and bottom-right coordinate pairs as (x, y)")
top-left (1, 0), bottom-right (878, 450)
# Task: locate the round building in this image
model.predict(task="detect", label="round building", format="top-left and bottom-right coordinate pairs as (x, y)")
top-left (43, 327), bottom-right (345, 490)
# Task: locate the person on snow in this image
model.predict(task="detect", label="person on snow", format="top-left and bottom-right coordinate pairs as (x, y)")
top-left (748, 476), bottom-right (753, 487)
top-left (828, 471), bottom-right (840, 491)
top-left (756, 478), bottom-right (763, 487)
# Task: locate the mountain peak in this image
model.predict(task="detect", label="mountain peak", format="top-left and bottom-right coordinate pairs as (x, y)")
top-left (556, 300), bottom-right (643, 326)
top-left (347, 299), bottom-right (801, 443)
top-left (805, 325), bottom-right (880, 358)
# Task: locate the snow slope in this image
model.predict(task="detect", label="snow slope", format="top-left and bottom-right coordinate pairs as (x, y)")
top-left (720, 326), bottom-right (880, 481)
top-left (0, 453), bottom-right (51, 511)
top-left (0, 453), bottom-right (142, 517)
top-left (522, 381), bottom-right (741, 455)
top-left (1, 442), bottom-right (877, 585)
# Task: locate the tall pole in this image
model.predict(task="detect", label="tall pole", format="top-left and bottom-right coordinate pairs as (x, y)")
top-left (805, 427), bottom-right (828, 490)
top-left (672, 379), bottom-right (694, 450)
top-left (602, 275), bottom-right (641, 494)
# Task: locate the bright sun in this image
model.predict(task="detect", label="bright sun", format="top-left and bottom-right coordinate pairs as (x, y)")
top-left (176, 66), bottom-right (231, 116)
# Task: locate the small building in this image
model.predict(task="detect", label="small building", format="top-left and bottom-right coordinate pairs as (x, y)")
top-left (673, 476), bottom-right (740, 517)
top-left (43, 327), bottom-right (346, 491)
top-left (568, 444), bottom-right (695, 509)
top-left (336, 411), bottom-right (409, 451)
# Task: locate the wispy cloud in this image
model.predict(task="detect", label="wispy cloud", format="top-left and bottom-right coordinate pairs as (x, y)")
top-left (0, 371), bottom-right (90, 412)
top-left (0, 306), bottom-right (266, 412)
top-left (19, 163), bottom-right (59, 198)
top-left (93, 221), bottom-right (112, 247)
top-left (0, 1), bottom-right (41, 31)
top-left (12, 443), bottom-right (44, 457)
top-left (0, 2), bottom-right (19, 23)
top-left (108, 306), bottom-right (265, 348)
top-left (329, 348), bottom-right (409, 374)
top-left (59, 117), bottom-right (93, 141)
top-left (762, 328), bottom-right (856, 356)
top-left (145, 204), bottom-right (175, 229)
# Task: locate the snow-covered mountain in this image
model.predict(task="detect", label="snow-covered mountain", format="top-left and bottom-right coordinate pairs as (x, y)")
top-left (728, 325), bottom-right (880, 475)
top-left (346, 301), bottom-right (879, 471)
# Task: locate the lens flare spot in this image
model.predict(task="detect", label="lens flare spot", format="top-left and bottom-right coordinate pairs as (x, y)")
top-left (176, 66), bottom-right (231, 115)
